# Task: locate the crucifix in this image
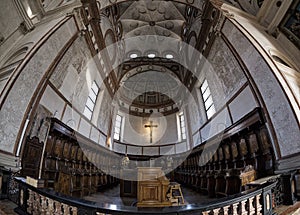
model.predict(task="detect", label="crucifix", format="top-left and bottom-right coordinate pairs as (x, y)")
top-left (144, 121), bottom-right (158, 144)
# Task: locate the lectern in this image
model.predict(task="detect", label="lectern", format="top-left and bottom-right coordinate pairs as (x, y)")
top-left (137, 167), bottom-right (171, 207)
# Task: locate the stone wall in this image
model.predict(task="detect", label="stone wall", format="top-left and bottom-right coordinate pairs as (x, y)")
top-left (222, 19), bottom-right (300, 157)
top-left (187, 31), bottom-right (253, 147)
top-left (0, 0), bottom-right (23, 45)
top-left (0, 17), bottom-right (78, 154)
top-left (42, 35), bottom-right (112, 140)
top-left (121, 112), bottom-right (179, 146)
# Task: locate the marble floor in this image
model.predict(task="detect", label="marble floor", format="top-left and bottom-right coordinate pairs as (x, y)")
top-left (1, 186), bottom-right (299, 214)
top-left (84, 186), bottom-right (300, 214)
top-left (84, 184), bottom-right (218, 206)
top-left (0, 199), bottom-right (18, 215)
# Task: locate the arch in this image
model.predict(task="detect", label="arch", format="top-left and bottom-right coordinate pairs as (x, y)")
top-left (2, 42), bottom-right (33, 68)
top-left (97, 0), bottom-right (210, 12)
top-left (269, 49), bottom-right (297, 70)
top-left (119, 63), bottom-right (182, 85)
top-left (104, 29), bottom-right (117, 63)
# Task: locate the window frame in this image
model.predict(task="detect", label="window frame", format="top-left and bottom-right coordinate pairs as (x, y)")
top-left (83, 81), bottom-right (99, 120)
top-left (178, 112), bottom-right (187, 141)
top-left (200, 79), bottom-right (216, 119)
top-left (113, 114), bottom-right (123, 141)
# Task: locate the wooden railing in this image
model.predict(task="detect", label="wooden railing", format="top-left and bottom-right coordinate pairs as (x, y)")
top-left (14, 177), bottom-right (276, 215)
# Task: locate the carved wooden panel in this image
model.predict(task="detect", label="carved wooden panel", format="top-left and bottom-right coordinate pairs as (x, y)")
top-left (54, 139), bottom-right (63, 157)
top-left (248, 133), bottom-right (259, 154)
top-left (82, 151), bottom-right (88, 163)
top-left (213, 152), bottom-right (218, 162)
top-left (141, 185), bottom-right (159, 201)
top-left (77, 149), bottom-right (83, 161)
top-left (63, 141), bottom-right (71, 159)
top-left (239, 139), bottom-right (248, 157)
top-left (22, 137), bottom-right (44, 179)
top-left (90, 152), bottom-right (97, 163)
top-left (223, 144), bottom-right (230, 160)
top-left (240, 169), bottom-right (256, 186)
top-left (208, 151), bottom-right (213, 162)
top-left (70, 145), bottom-right (78, 160)
top-left (204, 153), bottom-right (209, 163)
top-left (231, 141), bottom-right (238, 159)
top-left (218, 148), bottom-right (224, 161)
top-left (137, 167), bottom-right (171, 207)
top-left (259, 128), bottom-right (271, 154)
top-left (57, 172), bottom-right (71, 195)
top-left (45, 136), bottom-right (55, 156)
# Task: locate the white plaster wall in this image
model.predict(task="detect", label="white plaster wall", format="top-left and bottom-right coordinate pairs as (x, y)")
top-left (0, 0), bottom-right (23, 41)
top-left (229, 86), bottom-right (259, 123)
top-left (114, 142), bottom-right (126, 154)
top-left (78, 118), bottom-right (91, 138)
top-left (96, 89), bottom-right (112, 135)
top-left (0, 14), bottom-right (65, 69)
top-left (99, 132), bottom-right (106, 147)
top-left (200, 108), bottom-right (231, 142)
top-left (143, 147), bottom-right (159, 156)
top-left (90, 126), bottom-right (100, 143)
top-left (222, 3), bottom-right (300, 121)
top-left (193, 131), bottom-right (201, 147)
top-left (176, 141), bottom-right (188, 154)
top-left (160, 145), bottom-right (175, 155)
top-left (62, 104), bottom-right (80, 130)
top-left (122, 113), bottom-right (178, 146)
top-left (276, 64), bottom-right (300, 108)
top-left (127, 145), bottom-right (142, 155)
top-left (39, 85), bottom-right (65, 119)
top-left (0, 18), bottom-right (77, 153)
top-left (207, 36), bottom-right (247, 109)
top-left (188, 89), bottom-right (204, 133)
top-left (222, 19), bottom-right (300, 157)
top-left (48, 35), bottom-right (111, 137)
top-left (50, 36), bottom-right (93, 113)
top-left (187, 33), bottom-right (248, 146)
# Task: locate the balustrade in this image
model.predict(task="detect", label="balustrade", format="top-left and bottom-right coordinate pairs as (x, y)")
top-left (14, 176), bottom-right (276, 215)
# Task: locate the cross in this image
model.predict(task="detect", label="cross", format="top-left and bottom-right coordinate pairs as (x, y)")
top-left (144, 121), bottom-right (158, 144)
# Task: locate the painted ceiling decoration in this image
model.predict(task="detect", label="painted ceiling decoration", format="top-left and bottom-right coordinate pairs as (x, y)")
top-left (82, 0), bottom-right (222, 116)
top-left (224, 0), bottom-right (264, 15)
top-left (118, 1), bottom-right (186, 39)
top-left (96, 0), bottom-right (207, 12)
top-left (280, 0), bottom-right (300, 49)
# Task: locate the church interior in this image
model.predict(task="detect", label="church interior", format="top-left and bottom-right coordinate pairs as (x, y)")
top-left (0, 0), bottom-right (300, 214)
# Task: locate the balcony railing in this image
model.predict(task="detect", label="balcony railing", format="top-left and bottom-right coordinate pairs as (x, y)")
top-left (14, 177), bottom-right (276, 215)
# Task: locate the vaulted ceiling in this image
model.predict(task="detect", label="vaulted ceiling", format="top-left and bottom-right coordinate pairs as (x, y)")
top-left (117, 1), bottom-right (186, 39)
top-left (81, 0), bottom-right (221, 115)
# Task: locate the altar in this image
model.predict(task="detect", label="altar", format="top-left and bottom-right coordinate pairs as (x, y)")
top-left (137, 167), bottom-right (172, 207)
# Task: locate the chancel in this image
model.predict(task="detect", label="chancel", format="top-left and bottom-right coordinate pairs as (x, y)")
top-left (0, 0), bottom-right (300, 215)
